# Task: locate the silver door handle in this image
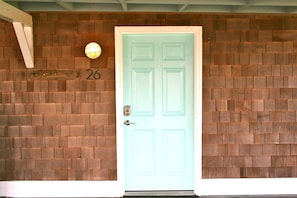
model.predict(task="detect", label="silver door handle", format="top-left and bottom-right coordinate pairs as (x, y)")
top-left (124, 120), bottom-right (135, 126)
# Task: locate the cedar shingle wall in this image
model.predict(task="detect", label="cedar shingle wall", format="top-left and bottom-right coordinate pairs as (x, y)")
top-left (203, 15), bottom-right (297, 178)
top-left (1, 12), bottom-right (297, 180)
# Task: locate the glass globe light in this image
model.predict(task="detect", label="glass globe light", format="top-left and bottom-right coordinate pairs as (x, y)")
top-left (85, 42), bottom-right (102, 59)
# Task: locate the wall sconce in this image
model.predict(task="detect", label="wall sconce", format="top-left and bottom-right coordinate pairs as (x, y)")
top-left (85, 42), bottom-right (102, 59)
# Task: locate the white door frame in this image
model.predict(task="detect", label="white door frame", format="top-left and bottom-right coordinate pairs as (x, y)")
top-left (114, 26), bottom-right (203, 195)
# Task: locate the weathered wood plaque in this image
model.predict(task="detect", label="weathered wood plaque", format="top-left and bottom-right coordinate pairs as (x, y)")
top-left (28, 70), bottom-right (80, 80)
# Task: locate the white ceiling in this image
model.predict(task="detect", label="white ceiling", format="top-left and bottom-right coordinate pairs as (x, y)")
top-left (3, 0), bottom-right (297, 13)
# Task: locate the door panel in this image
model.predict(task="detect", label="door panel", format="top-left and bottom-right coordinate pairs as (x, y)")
top-left (162, 129), bottom-right (185, 175)
top-left (132, 130), bottom-right (155, 175)
top-left (132, 43), bottom-right (154, 61)
top-left (123, 33), bottom-right (194, 191)
top-left (163, 68), bottom-right (185, 115)
top-left (162, 43), bottom-right (185, 60)
top-left (132, 69), bottom-right (154, 115)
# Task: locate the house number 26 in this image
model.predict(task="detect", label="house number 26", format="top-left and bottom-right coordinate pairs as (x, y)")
top-left (86, 69), bottom-right (101, 80)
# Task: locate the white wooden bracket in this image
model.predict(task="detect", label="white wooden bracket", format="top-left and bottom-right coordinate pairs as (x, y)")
top-left (0, 0), bottom-right (34, 68)
top-left (12, 22), bottom-right (34, 68)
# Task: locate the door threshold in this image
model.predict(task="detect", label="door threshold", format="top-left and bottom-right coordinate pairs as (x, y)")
top-left (125, 190), bottom-right (195, 196)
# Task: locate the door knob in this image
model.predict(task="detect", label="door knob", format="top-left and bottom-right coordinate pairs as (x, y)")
top-left (124, 120), bottom-right (135, 126)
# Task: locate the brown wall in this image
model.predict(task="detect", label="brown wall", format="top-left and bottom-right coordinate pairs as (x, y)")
top-left (1, 12), bottom-right (297, 180)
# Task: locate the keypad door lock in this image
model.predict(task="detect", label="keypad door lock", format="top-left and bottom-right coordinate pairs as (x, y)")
top-left (123, 105), bottom-right (131, 116)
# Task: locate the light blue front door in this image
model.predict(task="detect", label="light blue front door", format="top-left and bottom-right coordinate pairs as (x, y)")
top-left (123, 33), bottom-right (194, 191)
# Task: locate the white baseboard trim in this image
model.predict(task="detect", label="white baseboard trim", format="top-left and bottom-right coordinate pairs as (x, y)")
top-left (197, 178), bottom-right (297, 196)
top-left (0, 181), bottom-right (124, 197)
top-left (1, 178), bottom-right (297, 197)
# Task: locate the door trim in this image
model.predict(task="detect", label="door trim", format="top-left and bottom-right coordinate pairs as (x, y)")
top-left (115, 26), bottom-right (203, 195)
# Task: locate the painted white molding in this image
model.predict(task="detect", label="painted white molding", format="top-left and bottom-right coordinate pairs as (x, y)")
top-left (0, 182), bottom-right (5, 197)
top-left (0, 181), bottom-right (122, 197)
top-left (199, 178), bottom-right (297, 196)
top-left (115, 26), bottom-right (203, 193)
top-left (0, 1), bottom-right (34, 68)
top-left (1, 178), bottom-right (297, 197)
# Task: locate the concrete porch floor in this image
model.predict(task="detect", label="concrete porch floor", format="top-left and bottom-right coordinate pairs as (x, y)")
top-left (124, 194), bottom-right (297, 198)
top-left (124, 196), bottom-right (297, 198)
top-left (123, 191), bottom-right (297, 197)
top-left (198, 196), bottom-right (297, 198)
